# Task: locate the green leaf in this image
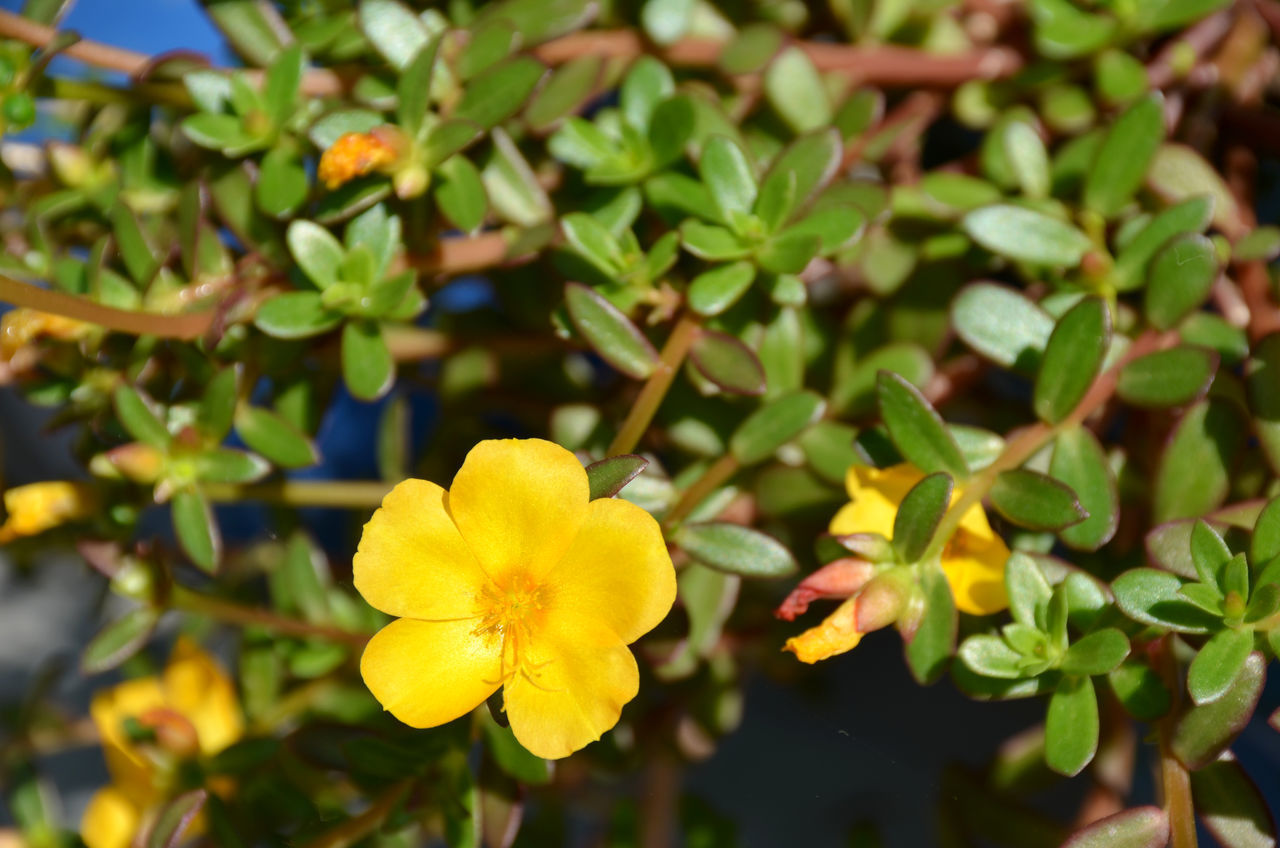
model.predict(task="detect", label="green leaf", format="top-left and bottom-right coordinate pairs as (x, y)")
top-left (1190, 756), bottom-right (1277, 848)
top-left (287, 220), bottom-right (345, 290)
top-left (892, 472), bottom-right (953, 563)
top-left (729, 390), bottom-right (826, 465)
top-left (756, 230), bottom-right (821, 274)
top-left (342, 320), bottom-right (394, 401)
top-left (1109, 660), bottom-right (1172, 721)
top-left (906, 562), bottom-right (956, 684)
top-left (952, 283), bottom-right (1055, 371)
top-left (679, 220), bottom-right (753, 261)
top-left (434, 155), bottom-right (488, 233)
top-left (1247, 333), bottom-right (1280, 473)
top-left (561, 213), bottom-right (624, 276)
top-left (346, 203), bottom-right (400, 280)
top-left (876, 371), bottom-right (969, 477)
top-left (1172, 652), bottom-right (1265, 769)
top-left (585, 455), bottom-right (648, 500)
top-left (1006, 552), bottom-right (1054, 629)
top-left (198, 368), bottom-right (238, 442)
top-left (1045, 675), bottom-right (1099, 776)
top-left (1154, 399), bottom-right (1243, 523)
top-left (457, 19), bottom-right (517, 80)
top-left (110, 204), bottom-right (160, 284)
top-left (82, 607), bottom-right (160, 674)
top-left (1251, 496), bottom-right (1280, 567)
top-left (255, 291), bottom-right (343, 339)
top-left (620, 56), bottom-right (673, 134)
top-left (1117, 346), bottom-right (1217, 408)
top-left (1112, 197), bottom-right (1214, 291)
top-left (675, 522), bottom-right (798, 578)
top-left (1137, 0), bottom-right (1232, 32)
top-left (454, 56), bottom-right (546, 130)
top-left (309, 108), bottom-right (383, 150)
top-left (779, 206), bottom-right (866, 254)
top-left (548, 117), bottom-right (614, 170)
top-left (1112, 568), bottom-right (1219, 633)
top-left (689, 329), bottom-right (767, 397)
top-left (699, 136), bottom-right (757, 222)
top-left (525, 55), bottom-right (604, 132)
top-left (1061, 807), bottom-right (1169, 848)
top-left (235, 404), bottom-right (318, 469)
top-left (194, 448), bottom-right (270, 484)
top-left (358, 0), bottom-right (431, 70)
top-left (990, 469), bottom-right (1088, 532)
top-left (720, 23), bottom-right (785, 75)
top-left (1030, 0), bottom-right (1117, 59)
top-left (1083, 94), bottom-right (1165, 218)
top-left (482, 716), bottom-right (551, 785)
top-left (1188, 628), bottom-right (1253, 705)
top-left (963, 204), bottom-right (1094, 267)
top-left (763, 130), bottom-right (843, 217)
top-left (1049, 427), bottom-right (1118, 551)
top-left (1189, 519), bottom-right (1231, 591)
top-left (564, 283), bottom-right (658, 380)
top-left (263, 44), bottom-right (303, 127)
top-left (647, 95), bottom-right (696, 169)
top-left (1147, 144), bottom-right (1244, 237)
top-left (763, 46), bottom-right (833, 134)
top-left (1002, 120), bottom-right (1050, 199)
top-left (1234, 226), bottom-right (1280, 262)
top-left (146, 789), bottom-right (208, 848)
top-left (1034, 297), bottom-right (1109, 424)
top-left (688, 262), bottom-right (755, 317)
top-left (182, 113), bottom-right (256, 152)
top-left (798, 420), bottom-right (859, 486)
top-left (256, 148), bottom-right (308, 219)
top-left (172, 488), bottom-right (219, 573)
top-left (1144, 233), bottom-right (1219, 330)
top-left (205, 0), bottom-right (288, 65)
top-left (481, 127), bottom-right (552, 226)
top-left (1060, 629), bottom-right (1129, 676)
top-left (397, 38), bottom-right (441, 136)
top-left (114, 385), bottom-right (170, 448)
top-left (958, 634), bottom-right (1025, 679)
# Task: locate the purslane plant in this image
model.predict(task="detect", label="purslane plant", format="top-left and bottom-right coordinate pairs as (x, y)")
top-left (1, 0), bottom-right (1279, 845)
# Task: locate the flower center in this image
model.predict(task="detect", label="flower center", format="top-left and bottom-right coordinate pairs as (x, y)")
top-left (473, 574), bottom-right (556, 691)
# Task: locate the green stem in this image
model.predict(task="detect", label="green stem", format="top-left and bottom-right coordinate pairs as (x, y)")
top-left (922, 329), bottom-right (1169, 563)
top-left (0, 273), bottom-right (215, 340)
top-left (607, 311), bottom-right (701, 457)
top-left (171, 587), bottom-right (370, 648)
top-left (202, 480), bottom-right (392, 508)
top-left (1155, 637), bottom-right (1197, 848)
top-left (663, 453), bottom-right (740, 529)
top-left (301, 779), bottom-right (414, 848)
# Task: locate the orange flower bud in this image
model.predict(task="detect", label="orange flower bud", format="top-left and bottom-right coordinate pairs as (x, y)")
top-left (0, 308), bottom-right (91, 364)
top-left (317, 128), bottom-right (401, 190)
top-left (775, 557), bottom-right (875, 621)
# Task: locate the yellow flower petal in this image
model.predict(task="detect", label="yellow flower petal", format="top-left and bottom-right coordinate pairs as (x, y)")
top-left (361, 618), bottom-right (501, 729)
top-left (354, 478), bottom-right (488, 620)
top-left (0, 481), bottom-right (96, 544)
top-left (81, 786), bottom-right (141, 848)
top-left (544, 497), bottom-right (676, 644)
top-left (447, 439), bottom-right (589, 582)
top-left (502, 615), bottom-right (639, 760)
top-left (783, 596), bottom-right (863, 663)
top-left (943, 526), bottom-right (1011, 615)
top-left (162, 637), bottom-right (243, 757)
top-left (90, 676), bottom-right (167, 794)
top-left (829, 465), bottom-right (912, 537)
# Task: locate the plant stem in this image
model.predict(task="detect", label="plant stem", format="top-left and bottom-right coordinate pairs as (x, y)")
top-left (171, 586), bottom-right (371, 648)
top-left (923, 329), bottom-right (1170, 562)
top-left (607, 312), bottom-right (700, 457)
top-left (202, 480), bottom-right (392, 508)
top-left (0, 273), bottom-right (216, 340)
top-left (1155, 637), bottom-right (1198, 848)
top-left (663, 453), bottom-right (740, 529)
top-left (301, 779), bottom-right (414, 848)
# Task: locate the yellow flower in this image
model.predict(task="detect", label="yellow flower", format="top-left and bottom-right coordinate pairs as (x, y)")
top-left (80, 638), bottom-right (243, 848)
top-left (354, 438), bottom-right (677, 759)
top-left (0, 481), bottom-right (96, 544)
top-left (829, 464), bottom-right (1009, 616)
top-left (317, 129), bottom-right (400, 189)
top-left (785, 593), bottom-right (864, 662)
top-left (0, 308), bottom-right (89, 358)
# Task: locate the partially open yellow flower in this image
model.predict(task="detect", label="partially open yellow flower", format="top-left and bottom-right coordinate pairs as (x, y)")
top-left (0, 308), bottom-right (90, 362)
top-left (80, 638), bottom-right (243, 848)
top-left (354, 438), bottom-right (677, 759)
top-left (830, 463), bottom-right (1009, 615)
top-left (0, 481), bottom-right (96, 544)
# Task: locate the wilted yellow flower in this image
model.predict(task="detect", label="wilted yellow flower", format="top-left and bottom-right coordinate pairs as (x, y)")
top-left (0, 481), bottom-right (96, 544)
top-left (781, 464), bottom-right (1010, 664)
top-left (0, 308), bottom-right (91, 367)
top-left (317, 129), bottom-right (400, 189)
top-left (80, 638), bottom-right (243, 848)
top-left (355, 438), bottom-right (677, 759)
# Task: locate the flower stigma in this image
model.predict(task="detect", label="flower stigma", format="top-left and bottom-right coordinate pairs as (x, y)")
top-left (474, 573), bottom-right (558, 693)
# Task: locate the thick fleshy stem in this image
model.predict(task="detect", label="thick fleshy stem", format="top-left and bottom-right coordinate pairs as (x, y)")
top-left (1154, 637), bottom-right (1197, 848)
top-left (607, 311), bottom-right (701, 457)
top-left (171, 586), bottom-right (370, 648)
top-left (0, 273), bottom-right (216, 340)
top-left (203, 481), bottom-right (392, 508)
top-left (663, 453), bottom-right (739, 529)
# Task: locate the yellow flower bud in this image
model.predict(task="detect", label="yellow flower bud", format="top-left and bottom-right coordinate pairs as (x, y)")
top-left (0, 308), bottom-right (91, 364)
top-left (317, 128), bottom-right (401, 190)
top-left (0, 481), bottom-right (97, 544)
